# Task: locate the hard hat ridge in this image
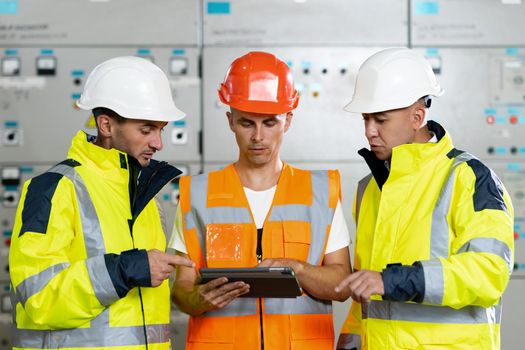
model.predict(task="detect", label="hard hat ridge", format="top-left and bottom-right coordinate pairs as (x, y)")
top-left (218, 51), bottom-right (299, 114)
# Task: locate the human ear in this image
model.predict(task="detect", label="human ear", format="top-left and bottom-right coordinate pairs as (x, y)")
top-left (96, 114), bottom-right (113, 137)
top-left (226, 111), bottom-right (234, 132)
top-left (284, 112), bottom-right (293, 132)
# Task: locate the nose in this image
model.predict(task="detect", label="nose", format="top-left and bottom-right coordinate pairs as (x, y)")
top-left (365, 120), bottom-right (378, 140)
top-left (251, 123), bottom-right (264, 142)
top-left (150, 131), bottom-right (163, 151)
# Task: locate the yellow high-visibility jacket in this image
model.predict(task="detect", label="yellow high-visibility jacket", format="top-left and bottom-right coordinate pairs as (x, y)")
top-left (338, 121), bottom-right (514, 350)
top-left (9, 130), bottom-right (181, 350)
top-left (179, 164), bottom-right (340, 350)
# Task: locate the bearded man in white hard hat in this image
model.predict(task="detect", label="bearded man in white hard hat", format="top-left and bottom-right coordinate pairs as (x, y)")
top-left (9, 56), bottom-right (194, 350)
top-left (334, 48), bottom-right (514, 350)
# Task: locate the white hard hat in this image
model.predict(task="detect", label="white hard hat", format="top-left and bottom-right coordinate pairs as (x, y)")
top-left (344, 48), bottom-right (444, 114)
top-left (76, 56), bottom-right (185, 122)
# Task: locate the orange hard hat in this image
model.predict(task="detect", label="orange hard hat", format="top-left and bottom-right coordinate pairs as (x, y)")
top-left (218, 51), bottom-right (299, 114)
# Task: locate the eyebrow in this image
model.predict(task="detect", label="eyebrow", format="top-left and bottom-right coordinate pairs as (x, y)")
top-left (140, 123), bottom-right (162, 128)
top-left (238, 117), bottom-right (255, 123)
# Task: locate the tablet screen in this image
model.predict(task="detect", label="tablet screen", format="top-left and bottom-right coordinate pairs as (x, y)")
top-left (199, 267), bottom-right (303, 298)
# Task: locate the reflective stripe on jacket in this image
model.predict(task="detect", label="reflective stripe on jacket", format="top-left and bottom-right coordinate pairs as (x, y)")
top-left (339, 121), bottom-right (514, 350)
top-left (180, 163), bottom-right (340, 350)
top-left (9, 130), bottom-right (180, 350)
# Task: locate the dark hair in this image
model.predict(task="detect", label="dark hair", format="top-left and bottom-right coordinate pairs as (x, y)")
top-left (419, 96), bottom-right (432, 108)
top-left (92, 107), bottom-right (127, 124)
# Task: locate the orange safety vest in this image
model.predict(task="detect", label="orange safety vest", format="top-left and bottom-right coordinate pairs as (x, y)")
top-left (179, 163), bottom-right (340, 350)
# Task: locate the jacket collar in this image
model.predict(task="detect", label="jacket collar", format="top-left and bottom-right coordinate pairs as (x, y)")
top-left (67, 130), bottom-right (182, 219)
top-left (67, 130), bottom-right (139, 174)
top-left (359, 120), bottom-right (454, 190)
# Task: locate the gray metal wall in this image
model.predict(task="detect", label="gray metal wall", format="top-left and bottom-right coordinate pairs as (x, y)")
top-left (1, 0), bottom-right (525, 349)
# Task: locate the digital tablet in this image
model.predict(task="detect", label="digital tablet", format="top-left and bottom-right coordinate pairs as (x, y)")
top-left (199, 267), bottom-right (303, 298)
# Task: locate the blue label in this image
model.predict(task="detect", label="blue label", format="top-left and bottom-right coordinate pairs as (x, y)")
top-left (40, 49), bottom-right (54, 55)
top-left (71, 93), bottom-right (81, 100)
top-left (515, 223), bottom-right (521, 231)
top-left (286, 60), bottom-right (293, 68)
top-left (172, 49), bottom-right (185, 55)
top-left (506, 48), bottom-right (519, 56)
top-left (2, 231), bottom-right (12, 237)
top-left (162, 193), bottom-right (170, 201)
top-left (507, 107), bottom-right (520, 115)
top-left (495, 147), bottom-right (507, 155)
top-left (415, 1), bottom-right (439, 15)
top-left (507, 163), bottom-right (521, 171)
top-left (173, 120), bottom-right (186, 127)
top-left (5, 121), bottom-right (17, 128)
top-left (495, 116), bottom-right (506, 124)
top-left (0, 0), bottom-right (17, 14)
top-left (4, 48), bottom-right (18, 56)
top-left (20, 166), bottom-right (33, 173)
top-left (520, 263), bottom-right (525, 270)
top-left (484, 108), bottom-right (497, 115)
top-left (71, 70), bottom-right (85, 77)
top-left (137, 48), bottom-right (151, 55)
top-left (301, 61), bottom-right (312, 69)
top-left (207, 2), bottom-right (230, 14)
top-left (519, 116), bottom-right (525, 124)
top-left (519, 147), bottom-right (525, 154)
top-left (426, 48), bottom-right (439, 56)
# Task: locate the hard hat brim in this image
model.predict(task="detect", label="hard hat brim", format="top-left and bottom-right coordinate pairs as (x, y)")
top-left (76, 99), bottom-right (186, 122)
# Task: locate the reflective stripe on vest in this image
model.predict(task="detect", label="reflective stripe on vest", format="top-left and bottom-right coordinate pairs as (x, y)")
top-left (15, 263), bottom-right (69, 307)
top-left (364, 299), bottom-right (502, 325)
top-left (14, 163), bottom-right (161, 348)
top-left (13, 309), bottom-right (170, 348)
top-left (50, 164), bottom-right (107, 256)
top-left (49, 164), bottom-right (120, 305)
top-left (423, 152), bottom-right (512, 305)
top-left (186, 170), bottom-right (334, 316)
top-left (205, 295), bottom-right (332, 317)
top-left (355, 174), bottom-right (372, 228)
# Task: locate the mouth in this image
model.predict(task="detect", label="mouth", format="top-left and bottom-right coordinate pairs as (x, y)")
top-left (142, 152), bottom-right (155, 159)
top-left (249, 149), bottom-right (266, 155)
top-left (249, 145), bottom-right (267, 153)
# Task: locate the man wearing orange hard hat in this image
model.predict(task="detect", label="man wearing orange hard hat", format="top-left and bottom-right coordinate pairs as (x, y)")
top-left (170, 51), bottom-right (352, 349)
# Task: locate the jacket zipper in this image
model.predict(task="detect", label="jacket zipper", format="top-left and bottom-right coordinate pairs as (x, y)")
top-left (126, 155), bottom-right (149, 350)
top-left (257, 228), bottom-right (264, 350)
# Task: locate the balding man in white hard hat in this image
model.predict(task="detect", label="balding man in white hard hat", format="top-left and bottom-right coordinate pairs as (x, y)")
top-left (9, 56), bottom-right (194, 350)
top-left (335, 48), bottom-right (514, 350)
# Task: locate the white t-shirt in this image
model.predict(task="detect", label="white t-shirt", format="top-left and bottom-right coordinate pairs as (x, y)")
top-left (169, 186), bottom-right (350, 255)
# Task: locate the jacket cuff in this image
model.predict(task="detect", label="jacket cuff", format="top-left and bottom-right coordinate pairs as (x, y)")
top-left (382, 262), bottom-right (425, 303)
top-left (104, 249), bottom-right (151, 298)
